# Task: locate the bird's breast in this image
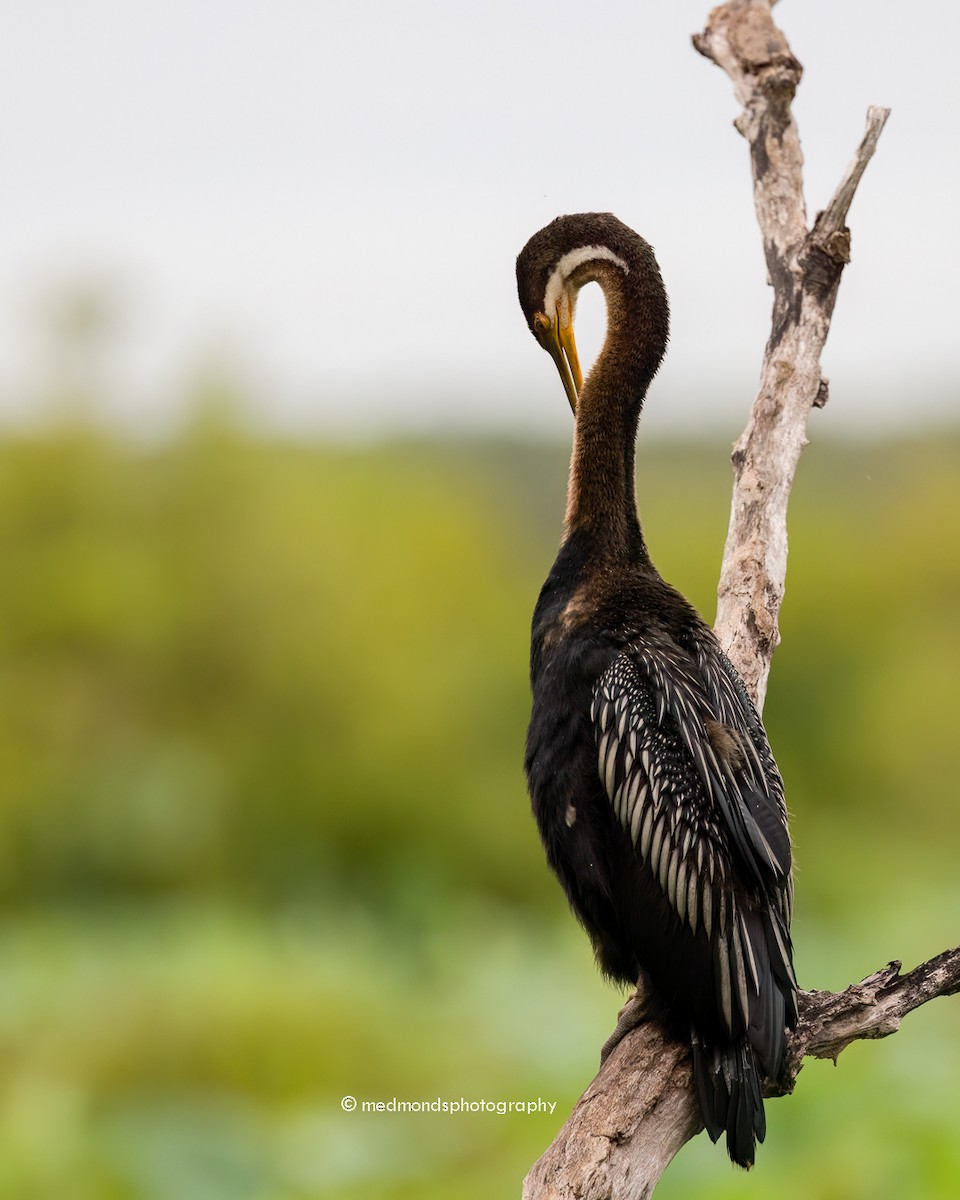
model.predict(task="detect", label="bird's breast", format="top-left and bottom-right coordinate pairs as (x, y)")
top-left (526, 619), bottom-right (615, 829)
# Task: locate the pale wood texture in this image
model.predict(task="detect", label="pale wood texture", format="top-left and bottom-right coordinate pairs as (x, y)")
top-left (522, 3), bottom-right (910, 1197)
top-left (691, 0), bottom-right (889, 708)
top-left (523, 951), bottom-right (960, 1199)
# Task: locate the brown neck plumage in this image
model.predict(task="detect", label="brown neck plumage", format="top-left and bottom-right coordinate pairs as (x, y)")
top-left (563, 256), bottom-right (669, 563)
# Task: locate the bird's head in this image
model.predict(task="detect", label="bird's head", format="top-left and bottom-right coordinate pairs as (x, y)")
top-left (516, 213), bottom-right (667, 415)
top-left (516, 216), bottom-right (594, 412)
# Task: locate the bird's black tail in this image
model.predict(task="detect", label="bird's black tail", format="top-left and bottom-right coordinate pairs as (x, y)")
top-left (690, 1034), bottom-right (765, 1169)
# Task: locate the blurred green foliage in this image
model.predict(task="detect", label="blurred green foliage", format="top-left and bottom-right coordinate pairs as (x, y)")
top-left (0, 415), bottom-right (958, 1197)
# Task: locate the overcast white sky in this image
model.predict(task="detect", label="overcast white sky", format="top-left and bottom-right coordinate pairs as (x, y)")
top-left (1, 1), bottom-right (958, 439)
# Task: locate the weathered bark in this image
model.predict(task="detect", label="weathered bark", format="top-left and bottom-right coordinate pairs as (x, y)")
top-left (691, 0), bottom-right (889, 706)
top-left (523, 951), bottom-right (960, 1200)
top-left (522, 4), bottom-right (919, 1198)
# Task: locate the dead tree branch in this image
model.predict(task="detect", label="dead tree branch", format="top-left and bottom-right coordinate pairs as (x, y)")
top-left (691, 0), bottom-right (889, 709)
top-left (522, 950), bottom-right (960, 1200)
top-left (523, 2), bottom-right (909, 1197)
top-left (784, 948), bottom-right (960, 1081)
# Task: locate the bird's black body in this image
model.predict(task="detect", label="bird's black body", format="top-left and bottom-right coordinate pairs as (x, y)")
top-left (517, 214), bottom-right (797, 1167)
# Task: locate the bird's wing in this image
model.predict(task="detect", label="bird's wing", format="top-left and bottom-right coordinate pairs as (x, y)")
top-left (591, 643), bottom-right (796, 1042)
top-left (690, 639), bottom-right (793, 887)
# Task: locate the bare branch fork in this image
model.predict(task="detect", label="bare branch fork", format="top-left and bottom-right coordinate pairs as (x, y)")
top-left (523, 952), bottom-right (960, 1200)
top-left (522, 3), bottom-right (955, 1197)
top-left (697, 0), bottom-right (889, 707)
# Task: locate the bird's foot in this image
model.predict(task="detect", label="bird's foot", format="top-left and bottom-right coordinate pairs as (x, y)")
top-left (599, 982), bottom-right (652, 1065)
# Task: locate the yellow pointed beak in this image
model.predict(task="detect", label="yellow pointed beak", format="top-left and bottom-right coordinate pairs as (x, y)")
top-left (534, 308), bottom-right (583, 414)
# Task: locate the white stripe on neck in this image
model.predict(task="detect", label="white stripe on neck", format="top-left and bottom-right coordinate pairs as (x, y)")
top-left (542, 244), bottom-right (629, 320)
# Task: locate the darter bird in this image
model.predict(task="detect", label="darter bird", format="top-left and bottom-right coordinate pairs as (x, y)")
top-left (516, 212), bottom-right (797, 1167)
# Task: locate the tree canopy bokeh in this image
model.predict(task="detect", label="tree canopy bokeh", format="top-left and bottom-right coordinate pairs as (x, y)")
top-left (0, 402), bottom-right (958, 1198)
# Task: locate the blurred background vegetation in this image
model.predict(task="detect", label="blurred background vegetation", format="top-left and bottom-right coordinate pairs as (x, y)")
top-left (0, 355), bottom-right (958, 1198)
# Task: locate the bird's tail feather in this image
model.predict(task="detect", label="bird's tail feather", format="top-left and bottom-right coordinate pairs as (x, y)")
top-left (690, 1033), bottom-right (765, 1169)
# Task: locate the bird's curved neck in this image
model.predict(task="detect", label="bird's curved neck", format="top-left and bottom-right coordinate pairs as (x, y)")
top-left (563, 264), bottom-right (667, 564)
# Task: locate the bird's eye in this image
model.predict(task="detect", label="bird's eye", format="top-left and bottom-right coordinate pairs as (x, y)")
top-left (533, 312), bottom-right (552, 340)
